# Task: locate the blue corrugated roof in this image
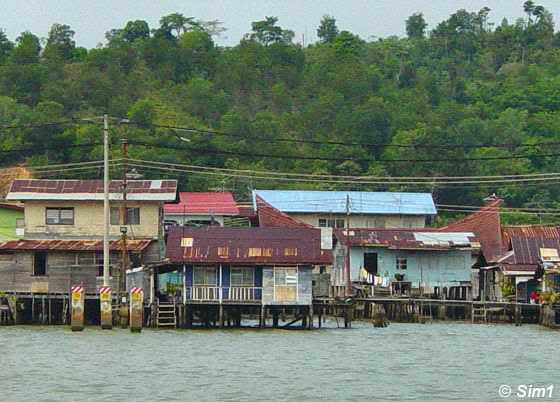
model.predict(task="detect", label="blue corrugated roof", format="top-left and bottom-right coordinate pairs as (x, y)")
top-left (253, 190), bottom-right (437, 215)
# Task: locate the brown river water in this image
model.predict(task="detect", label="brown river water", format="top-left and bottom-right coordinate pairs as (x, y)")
top-left (1, 322), bottom-right (559, 402)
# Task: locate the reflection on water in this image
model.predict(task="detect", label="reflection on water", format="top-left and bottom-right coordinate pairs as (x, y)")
top-left (1, 322), bottom-right (559, 402)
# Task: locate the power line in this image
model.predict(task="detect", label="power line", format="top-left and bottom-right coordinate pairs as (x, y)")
top-left (124, 120), bottom-right (560, 150)
top-left (128, 139), bottom-right (560, 164)
top-left (0, 121), bottom-right (75, 131)
top-left (0, 142), bottom-right (104, 155)
top-left (127, 157), bottom-right (560, 181)
top-left (125, 159), bottom-right (560, 187)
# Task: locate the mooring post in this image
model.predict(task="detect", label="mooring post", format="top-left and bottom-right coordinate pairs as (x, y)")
top-left (71, 285), bottom-right (85, 332)
top-left (48, 297), bottom-right (52, 325)
top-left (129, 287), bottom-right (144, 333)
top-left (99, 286), bottom-right (112, 329)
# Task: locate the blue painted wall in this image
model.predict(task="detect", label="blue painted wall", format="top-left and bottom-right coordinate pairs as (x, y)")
top-left (334, 245), bottom-right (473, 288)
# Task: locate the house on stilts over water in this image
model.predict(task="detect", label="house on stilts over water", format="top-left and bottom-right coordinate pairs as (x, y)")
top-left (0, 179), bottom-right (177, 325)
top-left (147, 225), bottom-right (331, 328)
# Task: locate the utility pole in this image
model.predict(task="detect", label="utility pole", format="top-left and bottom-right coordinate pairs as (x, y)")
top-left (103, 114), bottom-right (110, 287)
top-left (345, 194), bottom-right (352, 297)
top-left (120, 137), bottom-right (129, 299)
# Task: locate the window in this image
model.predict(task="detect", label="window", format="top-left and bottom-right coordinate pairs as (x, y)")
top-left (193, 266), bottom-right (217, 286)
top-left (231, 267), bottom-right (254, 286)
top-left (396, 257), bottom-right (408, 270)
top-left (217, 247), bottom-right (229, 257)
top-left (46, 208), bottom-right (74, 225)
top-left (274, 267), bottom-right (298, 302)
top-left (33, 252), bottom-right (47, 276)
top-left (110, 207), bottom-right (140, 225)
top-left (248, 248), bottom-right (272, 257)
top-left (284, 247), bottom-right (298, 257)
top-left (318, 218), bottom-right (345, 228)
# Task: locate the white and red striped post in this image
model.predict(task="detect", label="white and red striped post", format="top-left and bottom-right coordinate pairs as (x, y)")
top-left (71, 285), bottom-right (85, 332)
top-left (99, 286), bottom-right (112, 329)
top-left (129, 287), bottom-right (144, 333)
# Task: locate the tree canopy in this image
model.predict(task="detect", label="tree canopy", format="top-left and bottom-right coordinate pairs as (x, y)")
top-left (0, 7), bottom-right (560, 223)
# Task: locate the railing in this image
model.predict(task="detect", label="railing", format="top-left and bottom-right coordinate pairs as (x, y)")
top-left (187, 287), bottom-right (221, 301)
top-left (226, 287), bottom-right (262, 302)
top-left (185, 287), bottom-right (262, 302)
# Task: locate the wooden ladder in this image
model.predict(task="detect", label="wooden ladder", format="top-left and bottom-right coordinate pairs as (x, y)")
top-left (472, 302), bottom-right (487, 323)
top-left (157, 302), bottom-right (177, 328)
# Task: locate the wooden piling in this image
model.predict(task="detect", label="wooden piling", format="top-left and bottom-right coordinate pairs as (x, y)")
top-left (219, 305), bottom-right (224, 328)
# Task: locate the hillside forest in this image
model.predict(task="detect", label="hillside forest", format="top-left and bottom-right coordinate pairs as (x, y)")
top-left (1, 2), bottom-right (560, 224)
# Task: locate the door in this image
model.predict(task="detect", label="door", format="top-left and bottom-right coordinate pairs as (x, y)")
top-left (364, 253), bottom-right (378, 275)
top-left (33, 252), bottom-right (47, 276)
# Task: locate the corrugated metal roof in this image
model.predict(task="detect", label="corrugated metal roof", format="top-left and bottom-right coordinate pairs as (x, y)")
top-left (335, 228), bottom-right (478, 250)
top-left (439, 199), bottom-right (503, 262)
top-left (256, 196), bottom-right (314, 229)
top-left (164, 192), bottom-right (239, 215)
top-left (166, 227), bottom-right (331, 265)
top-left (7, 180), bottom-right (178, 201)
top-left (252, 190), bottom-right (436, 215)
top-left (0, 239), bottom-right (152, 251)
top-left (501, 225), bottom-right (560, 266)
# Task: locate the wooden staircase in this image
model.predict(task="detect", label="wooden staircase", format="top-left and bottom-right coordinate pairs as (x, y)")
top-left (157, 302), bottom-right (177, 328)
top-left (472, 302), bottom-right (487, 323)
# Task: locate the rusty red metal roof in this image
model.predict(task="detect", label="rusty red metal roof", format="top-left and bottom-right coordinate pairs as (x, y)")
top-left (166, 227), bottom-right (331, 265)
top-left (439, 199), bottom-right (503, 262)
top-left (164, 192), bottom-right (239, 215)
top-left (0, 239), bottom-right (153, 252)
top-left (256, 196), bottom-right (314, 229)
top-left (7, 179), bottom-right (177, 201)
top-left (335, 228), bottom-right (478, 250)
top-left (500, 225), bottom-right (560, 267)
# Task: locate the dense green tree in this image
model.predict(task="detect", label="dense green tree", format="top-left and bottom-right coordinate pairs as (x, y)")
top-left (317, 15), bottom-right (339, 43)
top-left (123, 20), bottom-right (150, 43)
top-left (406, 13), bottom-right (428, 39)
top-left (249, 17), bottom-right (294, 46)
top-left (0, 5), bottom-right (560, 222)
top-left (44, 24), bottom-right (76, 61)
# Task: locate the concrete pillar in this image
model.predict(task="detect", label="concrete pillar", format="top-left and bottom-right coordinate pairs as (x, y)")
top-left (100, 286), bottom-right (112, 330)
top-left (71, 285), bottom-right (85, 332)
top-left (129, 287), bottom-right (144, 333)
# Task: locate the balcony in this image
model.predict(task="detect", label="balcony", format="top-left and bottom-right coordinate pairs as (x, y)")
top-left (185, 287), bottom-right (262, 303)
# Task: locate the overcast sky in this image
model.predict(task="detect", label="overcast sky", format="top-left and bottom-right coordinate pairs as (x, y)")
top-left (2, 0), bottom-right (560, 48)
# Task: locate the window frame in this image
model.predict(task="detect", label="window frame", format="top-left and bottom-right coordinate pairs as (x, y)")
top-left (273, 267), bottom-right (298, 301)
top-left (45, 207), bottom-right (74, 226)
top-left (319, 218), bottom-right (346, 228)
top-left (110, 207), bottom-right (140, 225)
top-left (230, 267), bottom-right (254, 287)
top-left (396, 256), bottom-right (408, 270)
top-left (193, 266), bottom-right (217, 286)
